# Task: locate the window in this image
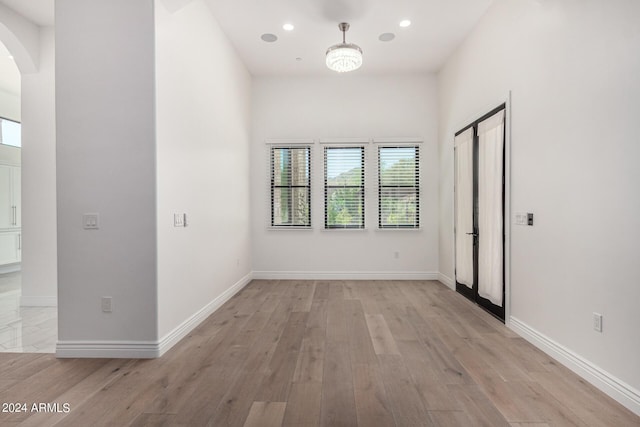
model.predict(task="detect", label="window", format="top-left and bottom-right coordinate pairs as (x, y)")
top-left (378, 146), bottom-right (419, 228)
top-left (0, 117), bottom-right (21, 148)
top-left (324, 146), bottom-right (365, 229)
top-left (270, 146), bottom-right (311, 227)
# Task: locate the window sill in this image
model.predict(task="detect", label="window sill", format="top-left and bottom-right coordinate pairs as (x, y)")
top-left (321, 227), bottom-right (367, 232)
top-left (267, 226), bottom-right (313, 231)
top-left (375, 227), bottom-right (422, 231)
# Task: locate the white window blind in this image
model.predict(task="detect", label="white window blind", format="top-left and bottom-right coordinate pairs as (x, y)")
top-left (324, 146), bottom-right (365, 229)
top-left (378, 146), bottom-right (420, 228)
top-left (270, 146), bottom-right (311, 227)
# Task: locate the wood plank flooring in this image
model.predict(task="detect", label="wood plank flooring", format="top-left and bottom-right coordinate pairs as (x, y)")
top-left (0, 280), bottom-right (638, 427)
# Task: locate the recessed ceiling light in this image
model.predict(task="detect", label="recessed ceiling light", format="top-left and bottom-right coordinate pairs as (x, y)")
top-left (296, 57), bottom-right (302, 61)
top-left (261, 33), bottom-right (278, 43)
top-left (399, 19), bottom-right (411, 28)
top-left (379, 33), bottom-right (395, 42)
top-left (8, 55), bottom-right (14, 60)
top-left (283, 23), bottom-right (294, 31)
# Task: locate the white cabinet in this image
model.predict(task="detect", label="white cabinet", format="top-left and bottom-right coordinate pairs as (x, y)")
top-left (0, 165), bottom-right (20, 229)
top-left (11, 166), bottom-right (20, 228)
top-left (0, 164), bottom-right (21, 267)
top-left (0, 231), bottom-right (21, 265)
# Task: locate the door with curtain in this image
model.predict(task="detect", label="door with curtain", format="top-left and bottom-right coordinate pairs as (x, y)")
top-left (454, 105), bottom-right (505, 321)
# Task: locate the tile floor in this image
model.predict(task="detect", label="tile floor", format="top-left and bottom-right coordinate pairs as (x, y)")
top-left (0, 272), bottom-right (57, 353)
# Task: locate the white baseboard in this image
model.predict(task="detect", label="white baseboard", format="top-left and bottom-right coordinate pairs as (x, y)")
top-left (252, 271), bottom-right (439, 281)
top-left (0, 264), bottom-right (20, 274)
top-left (56, 340), bottom-right (159, 359)
top-left (156, 271), bottom-right (253, 357)
top-left (21, 295), bottom-right (57, 307)
top-left (56, 272), bottom-right (253, 359)
top-left (438, 272), bottom-right (455, 290)
top-left (510, 316), bottom-right (640, 416)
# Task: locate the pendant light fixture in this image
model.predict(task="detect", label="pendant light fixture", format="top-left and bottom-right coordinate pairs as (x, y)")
top-left (326, 22), bottom-right (363, 73)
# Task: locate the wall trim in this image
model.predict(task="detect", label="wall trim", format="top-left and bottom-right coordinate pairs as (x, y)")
top-left (265, 138), bottom-right (315, 145)
top-left (319, 137), bottom-right (370, 145)
top-left (252, 271), bottom-right (438, 281)
top-left (0, 264), bottom-right (20, 274)
top-left (156, 271), bottom-right (253, 357)
top-left (372, 137), bottom-right (423, 144)
top-left (56, 272), bottom-right (253, 359)
top-left (21, 295), bottom-right (57, 307)
top-left (55, 340), bottom-right (159, 359)
top-left (437, 272), bottom-right (455, 290)
top-left (510, 316), bottom-right (640, 416)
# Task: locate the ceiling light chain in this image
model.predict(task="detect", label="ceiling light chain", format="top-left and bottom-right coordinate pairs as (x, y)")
top-left (326, 22), bottom-right (363, 73)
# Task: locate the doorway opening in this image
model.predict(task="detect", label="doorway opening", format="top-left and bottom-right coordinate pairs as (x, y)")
top-left (454, 104), bottom-right (506, 321)
top-left (0, 39), bottom-right (56, 353)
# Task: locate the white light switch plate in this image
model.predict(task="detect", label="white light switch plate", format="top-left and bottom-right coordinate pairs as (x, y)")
top-left (83, 213), bottom-right (99, 229)
top-left (174, 213), bottom-right (187, 227)
top-left (515, 212), bottom-right (527, 225)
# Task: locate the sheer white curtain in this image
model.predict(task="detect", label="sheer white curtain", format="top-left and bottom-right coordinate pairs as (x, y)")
top-left (454, 128), bottom-right (474, 289)
top-left (477, 110), bottom-right (505, 306)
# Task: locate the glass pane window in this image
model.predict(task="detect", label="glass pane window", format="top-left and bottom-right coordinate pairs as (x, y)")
top-left (324, 146), bottom-right (365, 229)
top-left (378, 146), bottom-right (419, 228)
top-left (0, 118), bottom-right (21, 148)
top-left (271, 146), bottom-right (311, 227)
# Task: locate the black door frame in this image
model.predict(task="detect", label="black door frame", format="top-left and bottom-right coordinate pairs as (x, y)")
top-left (454, 104), bottom-right (506, 322)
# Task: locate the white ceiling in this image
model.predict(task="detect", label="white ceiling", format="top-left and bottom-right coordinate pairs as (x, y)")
top-left (205, 0), bottom-right (494, 76)
top-left (0, 0), bottom-right (494, 93)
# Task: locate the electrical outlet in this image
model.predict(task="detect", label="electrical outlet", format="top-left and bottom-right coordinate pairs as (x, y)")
top-left (593, 312), bottom-right (603, 332)
top-left (101, 297), bottom-right (112, 313)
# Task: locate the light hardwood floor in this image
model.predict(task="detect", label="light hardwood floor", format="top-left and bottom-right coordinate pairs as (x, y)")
top-left (0, 280), bottom-right (638, 426)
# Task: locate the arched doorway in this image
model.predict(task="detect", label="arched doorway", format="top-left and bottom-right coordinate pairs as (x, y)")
top-left (0, 11), bottom-right (57, 354)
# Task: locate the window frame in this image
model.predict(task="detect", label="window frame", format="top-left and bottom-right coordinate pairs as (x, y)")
top-left (377, 144), bottom-right (421, 229)
top-left (269, 145), bottom-right (312, 228)
top-left (323, 145), bottom-right (366, 229)
top-left (0, 116), bottom-right (21, 148)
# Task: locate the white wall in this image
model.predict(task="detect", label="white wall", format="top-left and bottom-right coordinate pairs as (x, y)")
top-left (251, 75), bottom-right (438, 278)
top-left (438, 0), bottom-right (640, 412)
top-left (21, 27), bottom-right (57, 306)
top-left (0, 89), bottom-right (19, 121)
top-left (155, 0), bottom-right (252, 339)
top-left (56, 0), bottom-right (158, 347)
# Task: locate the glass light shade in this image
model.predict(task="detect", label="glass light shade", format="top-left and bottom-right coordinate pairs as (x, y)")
top-left (326, 43), bottom-right (363, 73)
